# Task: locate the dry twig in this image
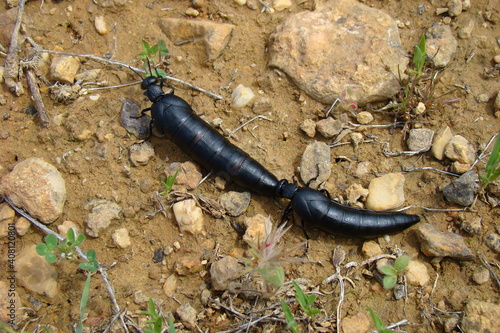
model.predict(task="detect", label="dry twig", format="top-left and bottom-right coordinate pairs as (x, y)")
top-left (25, 68), bottom-right (49, 127)
top-left (3, 0), bottom-right (25, 95)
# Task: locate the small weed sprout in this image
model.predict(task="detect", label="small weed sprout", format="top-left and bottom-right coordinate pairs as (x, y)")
top-left (142, 298), bottom-right (164, 333)
top-left (138, 40), bottom-right (169, 78)
top-left (281, 300), bottom-right (299, 333)
top-left (292, 280), bottom-right (320, 319)
top-left (243, 221), bottom-right (305, 292)
top-left (379, 255), bottom-right (410, 289)
top-left (36, 228), bottom-right (85, 263)
top-left (480, 132), bottom-right (500, 188)
top-left (368, 307), bottom-right (394, 333)
top-left (160, 168), bottom-right (179, 196)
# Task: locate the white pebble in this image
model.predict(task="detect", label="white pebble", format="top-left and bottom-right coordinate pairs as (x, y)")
top-left (231, 84), bottom-right (255, 107)
top-left (94, 15), bottom-right (108, 35)
top-left (173, 199), bottom-right (204, 234)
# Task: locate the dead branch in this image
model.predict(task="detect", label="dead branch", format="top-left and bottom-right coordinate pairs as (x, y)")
top-left (4, 0), bottom-right (25, 96)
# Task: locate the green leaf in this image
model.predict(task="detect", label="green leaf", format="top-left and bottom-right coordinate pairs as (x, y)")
top-left (482, 133), bottom-right (500, 187)
top-left (87, 249), bottom-right (96, 262)
top-left (75, 234), bottom-right (86, 246)
top-left (281, 300), bottom-right (299, 333)
top-left (45, 253), bottom-right (57, 263)
top-left (45, 234), bottom-right (58, 248)
top-left (367, 307), bottom-right (385, 332)
top-left (67, 228), bottom-right (75, 242)
top-left (382, 275), bottom-right (397, 289)
top-left (292, 280), bottom-right (320, 318)
top-left (150, 44), bottom-right (159, 55)
top-left (379, 265), bottom-right (397, 276)
top-left (36, 243), bottom-right (49, 255)
top-left (76, 274), bottom-right (92, 333)
top-left (262, 266), bottom-right (284, 288)
top-left (142, 40), bottom-right (151, 54)
top-left (393, 255), bottom-right (410, 272)
top-left (167, 314), bottom-right (176, 333)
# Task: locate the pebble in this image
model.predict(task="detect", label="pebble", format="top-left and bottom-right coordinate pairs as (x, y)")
top-left (231, 84), bottom-right (255, 107)
top-left (472, 268), bottom-right (490, 285)
top-left (461, 300), bottom-right (500, 333)
top-left (0, 280), bottom-right (22, 324)
top-left (361, 240), bottom-right (382, 258)
top-left (133, 291), bottom-right (149, 305)
top-left (15, 216), bottom-right (31, 236)
top-left (352, 161), bottom-right (371, 178)
top-left (444, 315), bottom-right (460, 332)
top-left (431, 126), bottom-right (453, 160)
top-left (50, 56), bottom-right (80, 84)
top-left (243, 214), bottom-right (272, 245)
top-left (273, 0), bottom-right (292, 12)
top-left (365, 173), bottom-right (405, 210)
top-left (120, 99), bottom-right (151, 139)
top-left (94, 15), bottom-right (107, 35)
top-left (234, 0), bottom-right (246, 6)
top-left (484, 233), bottom-right (500, 253)
top-left (475, 93), bottom-right (490, 103)
top-left (495, 90), bottom-right (500, 112)
top-left (0, 158), bottom-right (66, 224)
top-left (165, 161), bottom-right (202, 190)
top-left (299, 119), bottom-right (316, 137)
top-left (407, 128), bottom-right (434, 152)
top-left (112, 228), bottom-right (131, 248)
top-left (163, 274), bottom-right (177, 297)
top-left (252, 97), bottom-right (272, 115)
top-left (210, 256), bottom-right (243, 290)
top-left (414, 101), bottom-right (426, 115)
top-left (174, 256), bottom-right (202, 276)
top-left (416, 223), bottom-right (476, 260)
top-left (345, 183), bottom-right (368, 207)
top-left (458, 214), bottom-right (482, 235)
top-left (17, 245), bottom-right (59, 297)
top-left (57, 220), bottom-right (80, 237)
top-left (185, 7), bottom-right (199, 17)
top-left (341, 312), bottom-right (370, 333)
top-left (444, 135), bottom-right (476, 165)
top-left (350, 132), bottom-right (364, 149)
top-left (425, 23), bottom-right (457, 68)
top-left (219, 191), bottom-right (251, 216)
top-left (316, 117), bottom-right (343, 138)
top-left (462, 0), bottom-right (471, 11)
top-left (299, 141), bottom-right (331, 189)
top-left (0, 203), bottom-right (15, 237)
top-left (129, 141), bottom-right (155, 167)
top-left (447, 0), bottom-right (462, 17)
top-left (172, 199), bottom-right (204, 234)
top-left (176, 302), bottom-right (198, 330)
top-left (457, 19), bottom-right (475, 39)
top-left (84, 200), bottom-right (122, 237)
top-left (356, 111), bottom-right (374, 124)
top-left (443, 171), bottom-right (477, 206)
top-left (405, 260), bottom-right (430, 286)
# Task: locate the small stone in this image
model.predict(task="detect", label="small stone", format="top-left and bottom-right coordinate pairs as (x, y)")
top-left (494, 56), bottom-right (500, 64)
top-left (15, 216), bottom-right (31, 236)
top-left (495, 90), bottom-right (500, 112)
top-left (133, 291), bottom-right (149, 304)
top-left (210, 256), bottom-right (243, 290)
top-left (219, 191), bottom-right (251, 217)
top-left (129, 141), bottom-right (155, 167)
top-left (414, 101), bottom-right (426, 115)
top-left (436, 7), bottom-right (449, 15)
top-left (84, 200), bottom-right (121, 237)
top-left (200, 288), bottom-right (211, 306)
top-left (232, 84), bottom-right (255, 107)
top-left (365, 173), bottom-right (405, 210)
top-left (316, 117), bottom-right (343, 138)
top-left (174, 256), bottom-right (202, 276)
top-left (457, 19), bottom-right (474, 39)
top-left (176, 303), bottom-right (198, 330)
top-left (165, 161), bottom-right (202, 190)
top-left (57, 220), bottom-right (79, 237)
top-left (50, 56), bottom-right (80, 84)
top-left (443, 171), bottom-right (477, 206)
top-left (407, 128), bottom-right (434, 152)
top-left (406, 260), bottom-right (430, 286)
top-left (173, 199), bottom-right (204, 234)
top-left (252, 97), bottom-right (272, 114)
top-left (444, 135), bottom-right (476, 164)
top-left (341, 312), bottom-right (370, 333)
top-left (461, 300), bottom-right (500, 333)
top-left (300, 141), bottom-right (331, 189)
top-left (393, 283), bottom-right (406, 300)
top-left (112, 228), bottom-right (131, 248)
top-left (17, 245), bottom-right (59, 297)
top-left (475, 93), bottom-right (490, 103)
top-left (234, 0), bottom-right (246, 6)
top-left (345, 183), bottom-right (368, 207)
top-left (243, 214), bottom-right (272, 245)
top-left (192, 0), bottom-right (205, 8)
top-left (120, 99), bottom-right (151, 139)
top-left (416, 223), bottom-right (476, 260)
top-left (356, 111), bottom-right (374, 124)
top-left (472, 268), bottom-right (490, 285)
top-left (350, 132), bottom-right (364, 148)
top-left (0, 203), bottom-right (15, 237)
top-left (273, 0), bottom-right (292, 12)
top-left (361, 240), bottom-right (382, 258)
top-left (185, 7), bottom-right (199, 17)
top-left (462, 0), bottom-right (471, 11)
top-left (484, 233), bottom-right (500, 253)
top-left (94, 15), bottom-right (107, 35)
top-left (299, 119), bottom-right (316, 137)
top-left (0, 158), bottom-right (66, 224)
top-left (450, 161), bottom-right (470, 174)
top-left (447, 0), bottom-right (462, 17)
top-left (163, 274), bottom-right (177, 297)
top-left (426, 23), bottom-right (457, 68)
top-left (352, 161), bottom-right (371, 178)
top-left (431, 126), bottom-right (453, 160)
top-left (458, 215), bottom-right (481, 235)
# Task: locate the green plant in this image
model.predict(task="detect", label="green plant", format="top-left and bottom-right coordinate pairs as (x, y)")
top-left (281, 300), bottom-right (299, 333)
top-left (242, 221), bottom-right (305, 292)
top-left (142, 298), bottom-right (177, 333)
top-left (80, 249), bottom-right (99, 272)
top-left (292, 280), bottom-right (320, 319)
top-left (368, 307), bottom-right (394, 333)
top-left (160, 169), bottom-right (179, 196)
top-left (36, 228), bottom-right (86, 263)
top-left (408, 34), bottom-right (426, 77)
top-left (138, 40), bottom-right (169, 78)
top-left (480, 132), bottom-right (500, 188)
top-left (76, 274), bottom-right (92, 333)
top-left (379, 255), bottom-right (410, 289)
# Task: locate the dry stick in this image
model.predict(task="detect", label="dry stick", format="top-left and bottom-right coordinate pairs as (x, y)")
top-left (3, 0), bottom-right (25, 96)
top-left (25, 68), bottom-right (49, 127)
top-left (23, 42), bottom-right (224, 100)
top-left (479, 253), bottom-right (500, 290)
top-left (2, 196), bottom-right (129, 332)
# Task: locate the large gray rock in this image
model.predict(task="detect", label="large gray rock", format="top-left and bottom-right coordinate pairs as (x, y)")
top-left (269, 0), bottom-right (408, 106)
